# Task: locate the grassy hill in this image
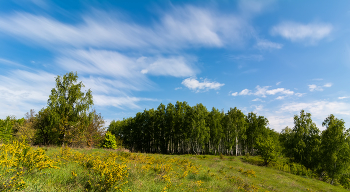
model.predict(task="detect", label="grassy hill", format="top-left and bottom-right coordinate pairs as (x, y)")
top-left (0, 143), bottom-right (346, 192)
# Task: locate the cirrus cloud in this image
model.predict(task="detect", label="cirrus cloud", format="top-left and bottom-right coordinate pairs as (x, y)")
top-left (271, 21), bottom-right (332, 44)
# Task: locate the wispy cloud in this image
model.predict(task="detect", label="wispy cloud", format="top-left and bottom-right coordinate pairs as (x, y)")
top-left (182, 77), bottom-right (224, 92)
top-left (255, 39), bottom-right (283, 49)
top-left (232, 85), bottom-right (298, 98)
top-left (93, 95), bottom-right (157, 109)
top-left (338, 96), bottom-right (349, 100)
top-left (0, 6), bottom-right (253, 50)
top-left (229, 54), bottom-right (263, 61)
top-left (276, 96), bottom-right (285, 100)
top-left (57, 49), bottom-right (197, 90)
top-left (239, 88), bottom-right (252, 95)
top-left (271, 21), bottom-right (332, 44)
top-left (295, 93), bottom-right (305, 97)
top-left (324, 83), bottom-right (332, 87)
top-left (0, 58), bottom-right (27, 68)
top-left (252, 98), bottom-right (264, 102)
top-left (308, 83), bottom-right (332, 91)
top-left (0, 70), bottom-right (56, 118)
top-left (266, 115), bottom-right (294, 131)
top-left (140, 56), bottom-right (197, 77)
top-left (280, 101), bottom-right (350, 127)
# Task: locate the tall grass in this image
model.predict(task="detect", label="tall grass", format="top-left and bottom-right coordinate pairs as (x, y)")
top-left (0, 141), bottom-right (347, 191)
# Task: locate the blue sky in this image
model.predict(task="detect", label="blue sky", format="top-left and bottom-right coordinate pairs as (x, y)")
top-left (0, 0), bottom-right (349, 131)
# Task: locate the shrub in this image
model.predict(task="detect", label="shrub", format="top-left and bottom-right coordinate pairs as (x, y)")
top-left (101, 131), bottom-right (117, 149)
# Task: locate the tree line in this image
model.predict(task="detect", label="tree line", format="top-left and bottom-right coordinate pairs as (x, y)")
top-left (108, 102), bottom-right (276, 156)
top-left (108, 104), bottom-right (350, 184)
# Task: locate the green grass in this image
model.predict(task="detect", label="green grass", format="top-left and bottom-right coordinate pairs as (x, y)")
top-left (3, 147), bottom-right (347, 192)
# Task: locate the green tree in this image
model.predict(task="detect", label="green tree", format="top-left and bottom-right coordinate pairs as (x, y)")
top-left (320, 114), bottom-right (350, 184)
top-left (288, 110), bottom-right (321, 169)
top-left (85, 110), bottom-right (105, 147)
top-left (279, 126), bottom-right (293, 157)
top-left (246, 112), bottom-right (269, 155)
top-left (256, 133), bottom-right (278, 165)
top-left (224, 107), bottom-right (247, 156)
top-left (156, 103), bottom-right (167, 153)
top-left (190, 103), bottom-right (209, 154)
top-left (34, 107), bottom-right (60, 145)
top-left (48, 72), bottom-right (93, 146)
top-left (207, 107), bottom-right (224, 155)
top-left (0, 116), bottom-right (25, 143)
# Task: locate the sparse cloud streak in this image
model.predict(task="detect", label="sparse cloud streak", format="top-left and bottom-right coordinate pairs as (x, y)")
top-left (271, 22), bottom-right (332, 43)
top-left (182, 77), bottom-right (224, 92)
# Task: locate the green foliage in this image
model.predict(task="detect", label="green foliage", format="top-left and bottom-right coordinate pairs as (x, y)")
top-left (102, 131), bottom-right (117, 149)
top-left (320, 114), bottom-right (350, 184)
top-left (48, 71), bottom-right (94, 146)
top-left (281, 110), bottom-right (321, 170)
top-left (255, 133), bottom-right (278, 165)
top-left (0, 116), bottom-right (25, 143)
top-left (14, 110), bottom-right (36, 144)
top-left (246, 112), bottom-right (269, 155)
top-left (223, 107), bottom-right (247, 156)
top-left (34, 107), bottom-right (60, 145)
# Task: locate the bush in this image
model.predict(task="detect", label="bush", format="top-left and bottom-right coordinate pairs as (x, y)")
top-left (101, 131), bottom-right (117, 149)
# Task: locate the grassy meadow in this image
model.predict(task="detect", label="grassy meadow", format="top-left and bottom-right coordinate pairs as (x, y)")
top-left (0, 141), bottom-right (346, 192)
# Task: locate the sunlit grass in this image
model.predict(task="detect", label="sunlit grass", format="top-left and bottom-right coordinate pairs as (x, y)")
top-left (0, 142), bottom-right (347, 191)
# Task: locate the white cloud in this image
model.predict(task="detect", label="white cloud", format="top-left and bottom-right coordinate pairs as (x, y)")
top-left (0, 58), bottom-right (27, 68)
top-left (255, 39), bottom-right (283, 49)
top-left (295, 93), bottom-right (305, 97)
top-left (338, 96), bottom-right (348, 100)
top-left (251, 104), bottom-right (264, 113)
top-left (0, 6), bottom-right (252, 50)
top-left (93, 95), bottom-right (157, 109)
top-left (266, 88), bottom-right (294, 95)
top-left (271, 22), bottom-right (332, 43)
top-left (254, 86), bottom-right (270, 97)
top-left (239, 89), bottom-right (252, 95)
top-left (308, 83), bottom-right (332, 92)
top-left (280, 101), bottom-right (350, 128)
top-left (140, 56), bottom-right (196, 77)
top-left (252, 98), bottom-right (264, 102)
top-left (231, 92), bottom-right (238, 96)
top-left (175, 87), bottom-right (182, 90)
top-left (182, 77), bottom-right (224, 92)
top-left (266, 115), bottom-right (294, 131)
top-left (308, 84), bottom-right (322, 91)
top-left (276, 96), bottom-right (285, 100)
top-left (276, 82), bottom-right (281, 85)
top-left (324, 83), bottom-right (332, 87)
top-left (0, 70), bottom-right (56, 118)
top-left (57, 49), bottom-right (197, 90)
top-left (234, 85), bottom-right (295, 98)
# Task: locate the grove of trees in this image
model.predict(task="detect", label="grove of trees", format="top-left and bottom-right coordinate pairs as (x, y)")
top-left (108, 102), bottom-right (276, 156)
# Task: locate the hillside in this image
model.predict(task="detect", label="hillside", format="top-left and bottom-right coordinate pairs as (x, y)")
top-left (1, 143), bottom-right (345, 192)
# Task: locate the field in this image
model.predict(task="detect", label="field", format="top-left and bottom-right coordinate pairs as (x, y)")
top-left (0, 141), bottom-right (346, 192)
